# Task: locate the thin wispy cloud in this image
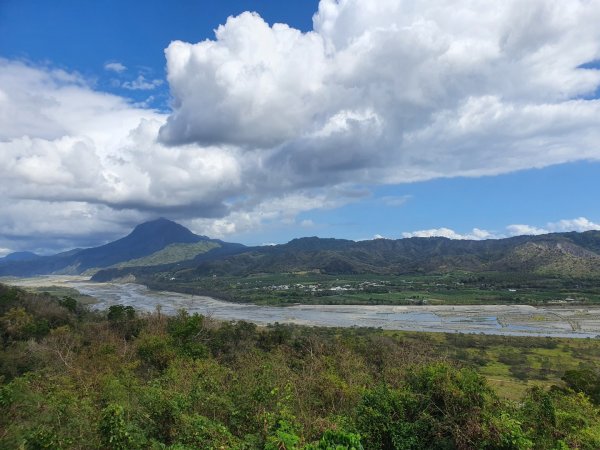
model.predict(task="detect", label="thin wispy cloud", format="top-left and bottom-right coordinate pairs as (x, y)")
top-left (300, 219), bottom-right (315, 228)
top-left (121, 75), bottom-right (163, 90)
top-left (381, 195), bottom-right (412, 207)
top-left (104, 61), bottom-right (126, 73)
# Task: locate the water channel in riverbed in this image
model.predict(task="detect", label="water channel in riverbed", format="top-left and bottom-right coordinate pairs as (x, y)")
top-left (8, 276), bottom-right (600, 338)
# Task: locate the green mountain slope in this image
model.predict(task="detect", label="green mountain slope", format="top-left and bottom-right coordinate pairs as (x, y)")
top-left (112, 241), bottom-right (220, 268)
top-left (171, 231), bottom-right (600, 279)
top-left (0, 218), bottom-right (239, 277)
top-left (493, 241), bottom-right (600, 276)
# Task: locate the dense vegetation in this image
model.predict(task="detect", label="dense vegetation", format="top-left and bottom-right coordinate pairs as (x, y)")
top-left (2, 283), bottom-right (600, 449)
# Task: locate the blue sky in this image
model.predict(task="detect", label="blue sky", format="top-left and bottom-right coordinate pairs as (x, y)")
top-left (0, 0), bottom-right (599, 252)
top-left (0, 1), bottom-right (319, 109)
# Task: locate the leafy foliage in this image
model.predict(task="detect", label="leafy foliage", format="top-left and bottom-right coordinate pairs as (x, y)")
top-left (562, 368), bottom-right (600, 404)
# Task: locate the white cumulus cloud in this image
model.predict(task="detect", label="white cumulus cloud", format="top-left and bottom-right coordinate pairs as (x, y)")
top-left (507, 217), bottom-right (600, 235)
top-left (2, 0), bottom-right (600, 251)
top-left (159, 1), bottom-right (600, 187)
top-left (402, 227), bottom-right (494, 240)
top-left (0, 59), bottom-right (244, 252)
top-left (547, 217), bottom-right (600, 233)
top-left (505, 224), bottom-right (548, 236)
top-left (403, 217), bottom-right (600, 241)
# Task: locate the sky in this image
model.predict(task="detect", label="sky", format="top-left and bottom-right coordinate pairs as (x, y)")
top-left (1, 0), bottom-right (600, 254)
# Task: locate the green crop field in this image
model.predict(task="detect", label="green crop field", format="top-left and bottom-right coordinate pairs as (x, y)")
top-left (147, 271), bottom-right (600, 306)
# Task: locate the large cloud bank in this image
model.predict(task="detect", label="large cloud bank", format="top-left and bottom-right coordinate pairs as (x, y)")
top-left (1, 0), bottom-right (600, 251)
top-left (161, 0), bottom-right (600, 185)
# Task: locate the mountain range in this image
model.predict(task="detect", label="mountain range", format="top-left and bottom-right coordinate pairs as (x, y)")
top-left (156, 231), bottom-right (600, 280)
top-left (1, 218), bottom-right (600, 280)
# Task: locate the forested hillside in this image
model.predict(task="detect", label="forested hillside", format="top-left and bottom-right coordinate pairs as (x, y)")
top-left (183, 232), bottom-right (600, 277)
top-left (92, 229), bottom-right (600, 284)
top-left (2, 283), bottom-right (600, 449)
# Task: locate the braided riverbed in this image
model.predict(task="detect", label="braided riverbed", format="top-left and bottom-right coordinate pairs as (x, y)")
top-left (8, 276), bottom-right (600, 338)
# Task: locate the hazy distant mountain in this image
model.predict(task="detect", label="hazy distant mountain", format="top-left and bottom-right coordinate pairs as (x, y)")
top-left (0, 218), bottom-right (241, 277)
top-left (0, 251), bottom-right (41, 262)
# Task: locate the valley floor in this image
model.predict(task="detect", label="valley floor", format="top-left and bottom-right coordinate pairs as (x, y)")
top-left (6, 275), bottom-right (600, 338)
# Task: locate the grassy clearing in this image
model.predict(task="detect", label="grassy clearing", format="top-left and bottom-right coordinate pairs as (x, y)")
top-left (402, 331), bottom-right (600, 399)
top-left (25, 285), bottom-right (97, 305)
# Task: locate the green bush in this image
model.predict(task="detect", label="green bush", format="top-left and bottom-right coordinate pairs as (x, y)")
top-left (305, 429), bottom-right (364, 450)
top-left (562, 368), bottom-right (600, 404)
top-left (99, 403), bottom-right (144, 450)
top-left (137, 333), bottom-right (176, 371)
top-left (167, 311), bottom-right (209, 358)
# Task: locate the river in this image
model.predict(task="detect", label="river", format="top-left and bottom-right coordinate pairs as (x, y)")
top-left (7, 276), bottom-right (600, 338)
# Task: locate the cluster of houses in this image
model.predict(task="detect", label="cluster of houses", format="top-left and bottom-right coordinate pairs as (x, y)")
top-left (262, 280), bottom-right (390, 293)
